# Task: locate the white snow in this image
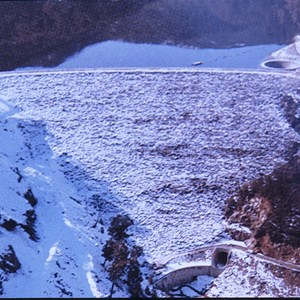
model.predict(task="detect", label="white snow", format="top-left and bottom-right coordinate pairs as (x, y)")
top-left (84, 254), bottom-right (103, 298)
top-left (0, 69), bottom-right (299, 297)
top-left (46, 242), bottom-right (59, 263)
top-left (0, 95), bottom-right (119, 297)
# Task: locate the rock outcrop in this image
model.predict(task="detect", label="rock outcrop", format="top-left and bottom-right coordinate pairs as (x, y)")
top-left (225, 91), bottom-right (300, 265)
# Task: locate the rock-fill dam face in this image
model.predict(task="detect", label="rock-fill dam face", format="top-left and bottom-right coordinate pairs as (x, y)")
top-left (0, 68), bottom-right (300, 297)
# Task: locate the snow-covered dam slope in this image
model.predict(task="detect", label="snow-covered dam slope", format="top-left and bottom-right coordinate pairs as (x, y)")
top-left (0, 68), bottom-right (299, 297)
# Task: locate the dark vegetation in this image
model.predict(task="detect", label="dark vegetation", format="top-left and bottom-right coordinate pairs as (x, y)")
top-left (0, 209), bottom-right (38, 242)
top-left (280, 93), bottom-right (300, 133)
top-left (0, 187), bottom-right (38, 241)
top-left (1, 0), bottom-right (300, 70)
top-left (102, 214), bottom-right (155, 298)
top-left (225, 93), bottom-right (300, 255)
top-left (24, 188), bottom-right (38, 207)
top-left (225, 155), bottom-right (300, 247)
top-left (0, 245), bottom-right (21, 274)
top-left (0, 0), bottom-right (154, 70)
top-left (0, 245), bottom-right (21, 296)
top-left (20, 209), bottom-right (38, 241)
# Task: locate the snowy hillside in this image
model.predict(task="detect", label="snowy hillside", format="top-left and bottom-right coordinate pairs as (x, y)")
top-left (0, 96), bottom-right (101, 297)
top-left (0, 95), bottom-right (154, 298)
top-left (0, 69), bottom-right (300, 297)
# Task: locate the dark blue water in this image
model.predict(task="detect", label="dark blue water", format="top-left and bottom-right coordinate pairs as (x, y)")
top-left (17, 40), bottom-right (285, 70)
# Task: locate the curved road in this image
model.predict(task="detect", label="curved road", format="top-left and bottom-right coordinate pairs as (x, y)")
top-left (153, 242), bottom-right (300, 273)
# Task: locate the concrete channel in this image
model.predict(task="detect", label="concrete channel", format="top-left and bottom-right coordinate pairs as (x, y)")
top-left (153, 242), bottom-right (300, 293)
top-left (154, 246), bottom-right (231, 292)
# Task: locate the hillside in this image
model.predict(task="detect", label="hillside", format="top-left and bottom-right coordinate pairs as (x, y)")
top-left (0, 0), bottom-right (300, 70)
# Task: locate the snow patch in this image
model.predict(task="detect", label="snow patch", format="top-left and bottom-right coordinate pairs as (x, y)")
top-left (84, 254), bottom-right (103, 298)
top-left (0, 96), bottom-right (20, 119)
top-left (23, 166), bottom-right (51, 183)
top-left (63, 218), bottom-right (74, 229)
top-left (46, 242), bottom-right (60, 263)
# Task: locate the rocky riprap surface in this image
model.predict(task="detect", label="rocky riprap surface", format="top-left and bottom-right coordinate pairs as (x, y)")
top-left (0, 68), bottom-right (299, 260)
top-left (0, 68), bottom-right (300, 297)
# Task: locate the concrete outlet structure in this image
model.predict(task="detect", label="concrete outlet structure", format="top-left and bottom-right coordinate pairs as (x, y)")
top-left (261, 37), bottom-right (300, 71)
top-left (154, 247), bottom-right (232, 292)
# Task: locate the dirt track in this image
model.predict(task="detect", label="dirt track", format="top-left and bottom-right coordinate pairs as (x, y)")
top-left (154, 241), bottom-right (300, 273)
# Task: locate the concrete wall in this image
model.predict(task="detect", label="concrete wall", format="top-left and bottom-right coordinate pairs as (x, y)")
top-left (154, 264), bottom-right (212, 291)
top-left (154, 247), bottom-right (232, 291)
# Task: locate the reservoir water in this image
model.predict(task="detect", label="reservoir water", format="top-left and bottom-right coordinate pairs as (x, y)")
top-left (16, 40), bottom-right (285, 71)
